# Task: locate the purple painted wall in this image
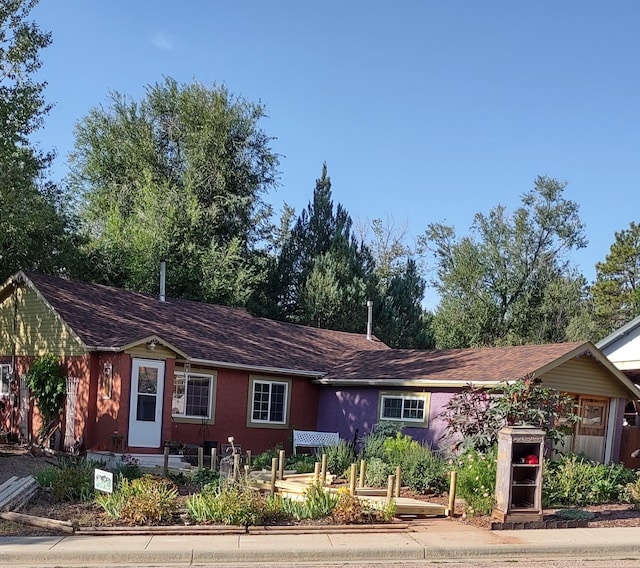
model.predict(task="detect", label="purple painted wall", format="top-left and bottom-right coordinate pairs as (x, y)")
top-left (316, 387), bottom-right (457, 450)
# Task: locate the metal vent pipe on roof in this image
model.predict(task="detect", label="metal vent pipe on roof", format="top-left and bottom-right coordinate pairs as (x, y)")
top-left (159, 261), bottom-right (166, 302)
top-left (366, 300), bottom-right (373, 340)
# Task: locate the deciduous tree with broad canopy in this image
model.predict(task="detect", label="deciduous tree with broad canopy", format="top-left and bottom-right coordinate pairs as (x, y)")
top-left (71, 77), bottom-right (280, 305)
top-left (424, 176), bottom-right (590, 348)
top-left (0, 0), bottom-right (79, 282)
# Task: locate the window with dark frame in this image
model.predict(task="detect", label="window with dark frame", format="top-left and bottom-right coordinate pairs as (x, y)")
top-left (251, 380), bottom-right (287, 424)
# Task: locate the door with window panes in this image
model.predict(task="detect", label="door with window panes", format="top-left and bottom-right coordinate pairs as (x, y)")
top-left (128, 359), bottom-right (165, 447)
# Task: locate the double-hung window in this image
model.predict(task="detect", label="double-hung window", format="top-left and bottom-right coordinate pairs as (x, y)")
top-left (0, 364), bottom-right (11, 397)
top-left (250, 378), bottom-right (288, 425)
top-left (172, 372), bottom-right (213, 419)
top-left (379, 392), bottom-right (429, 425)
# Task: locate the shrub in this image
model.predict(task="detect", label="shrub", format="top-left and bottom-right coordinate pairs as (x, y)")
top-left (543, 453), bottom-right (635, 507)
top-left (325, 440), bottom-right (355, 478)
top-left (400, 445), bottom-right (448, 494)
top-left (252, 446), bottom-right (282, 471)
top-left (453, 447), bottom-right (497, 516)
top-left (280, 482), bottom-right (340, 521)
top-left (191, 468), bottom-right (220, 490)
top-left (185, 485), bottom-right (264, 526)
top-left (440, 376), bottom-right (578, 453)
top-left (286, 454), bottom-right (317, 474)
top-left (36, 457), bottom-right (105, 502)
top-left (331, 488), bottom-right (395, 524)
top-left (555, 508), bottom-right (595, 521)
top-left (383, 432), bottom-right (420, 465)
top-left (364, 457), bottom-right (391, 488)
top-left (624, 472), bottom-right (640, 510)
top-left (361, 434), bottom-right (388, 462)
top-left (112, 454), bottom-right (142, 481)
top-left (96, 475), bottom-right (178, 525)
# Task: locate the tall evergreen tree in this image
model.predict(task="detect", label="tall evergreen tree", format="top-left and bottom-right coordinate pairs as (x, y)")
top-left (251, 163), bottom-right (377, 333)
top-left (592, 221), bottom-right (640, 335)
top-left (374, 259), bottom-right (434, 348)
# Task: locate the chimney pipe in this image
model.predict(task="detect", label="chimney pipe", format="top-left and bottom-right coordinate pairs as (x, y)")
top-left (366, 300), bottom-right (373, 340)
top-left (159, 261), bottom-right (166, 302)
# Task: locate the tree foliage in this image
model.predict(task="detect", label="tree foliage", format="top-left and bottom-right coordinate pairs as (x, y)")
top-left (592, 221), bottom-right (640, 336)
top-left (424, 177), bottom-right (588, 348)
top-left (71, 77), bottom-right (279, 305)
top-left (26, 353), bottom-right (66, 428)
top-left (0, 0), bottom-right (79, 281)
top-left (251, 163), bottom-right (377, 332)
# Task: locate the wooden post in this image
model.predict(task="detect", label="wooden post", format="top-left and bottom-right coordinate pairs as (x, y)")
top-left (246, 450), bottom-right (252, 468)
top-left (210, 447), bottom-right (217, 471)
top-left (321, 454), bottom-right (328, 485)
top-left (395, 465), bottom-right (401, 497)
top-left (349, 463), bottom-right (357, 495)
top-left (313, 461), bottom-right (321, 484)
top-left (270, 457), bottom-right (278, 494)
top-left (387, 474), bottom-right (395, 502)
top-left (197, 446), bottom-right (204, 469)
top-left (163, 446), bottom-right (169, 477)
top-left (233, 453), bottom-right (240, 482)
top-left (448, 471), bottom-right (457, 517)
top-left (278, 449), bottom-right (286, 480)
top-left (359, 459), bottom-right (367, 488)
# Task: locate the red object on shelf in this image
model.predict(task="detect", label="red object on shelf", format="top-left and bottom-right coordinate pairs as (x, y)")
top-left (524, 454), bottom-right (539, 464)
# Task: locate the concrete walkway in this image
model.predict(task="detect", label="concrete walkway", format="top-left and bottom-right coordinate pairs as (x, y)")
top-left (3, 520), bottom-right (640, 565)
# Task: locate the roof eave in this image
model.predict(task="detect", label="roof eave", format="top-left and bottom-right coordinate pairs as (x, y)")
top-left (184, 357), bottom-right (326, 379)
top-left (313, 378), bottom-right (507, 388)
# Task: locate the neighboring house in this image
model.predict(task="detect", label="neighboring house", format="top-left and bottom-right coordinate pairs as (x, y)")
top-left (2, 270), bottom-right (638, 465)
top-left (315, 343), bottom-right (640, 463)
top-left (0, 271), bottom-right (387, 455)
top-left (597, 316), bottom-right (640, 385)
top-left (597, 318), bottom-right (640, 465)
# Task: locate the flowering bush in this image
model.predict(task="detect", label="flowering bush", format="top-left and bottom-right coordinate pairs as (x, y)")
top-left (453, 447), bottom-right (497, 516)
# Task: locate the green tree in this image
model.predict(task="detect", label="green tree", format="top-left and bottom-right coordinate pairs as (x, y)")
top-left (374, 259), bottom-right (434, 348)
top-left (251, 163), bottom-right (377, 332)
top-left (424, 176), bottom-right (588, 348)
top-left (0, 0), bottom-right (79, 281)
top-left (592, 221), bottom-right (640, 336)
top-left (71, 77), bottom-right (279, 305)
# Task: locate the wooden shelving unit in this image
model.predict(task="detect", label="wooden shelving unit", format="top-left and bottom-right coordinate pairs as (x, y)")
top-left (492, 426), bottom-right (544, 523)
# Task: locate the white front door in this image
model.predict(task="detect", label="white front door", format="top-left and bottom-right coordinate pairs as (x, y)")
top-left (128, 358), bottom-right (165, 448)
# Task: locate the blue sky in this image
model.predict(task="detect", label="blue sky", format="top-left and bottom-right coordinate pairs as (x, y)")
top-left (30, 1), bottom-right (640, 307)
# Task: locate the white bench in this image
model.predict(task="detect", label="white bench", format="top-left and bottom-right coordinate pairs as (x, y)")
top-left (292, 430), bottom-right (340, 455)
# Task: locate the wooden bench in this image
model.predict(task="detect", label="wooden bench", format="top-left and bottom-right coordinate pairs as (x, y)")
top-left (292, 430), bottom-right (340, 455)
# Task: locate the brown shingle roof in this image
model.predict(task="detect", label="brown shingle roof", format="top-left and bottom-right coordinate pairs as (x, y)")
top-left (22, 272), bottom-right (388, 374)
top-left (321, 342), bottom-right (589, 384)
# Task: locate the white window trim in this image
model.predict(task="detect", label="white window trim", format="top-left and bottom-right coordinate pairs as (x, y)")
top-left (379, 392), bottom-right (429, 424)
top-left (172, 372), bottom-right (214, 420)
top-left (0, 364), bottom-right (11, 397)
top-left (250, 379), bottom-right (289, 425)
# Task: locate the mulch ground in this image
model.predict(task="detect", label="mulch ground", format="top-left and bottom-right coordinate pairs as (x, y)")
top-left (3, 444), bottom-right (640, 536)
